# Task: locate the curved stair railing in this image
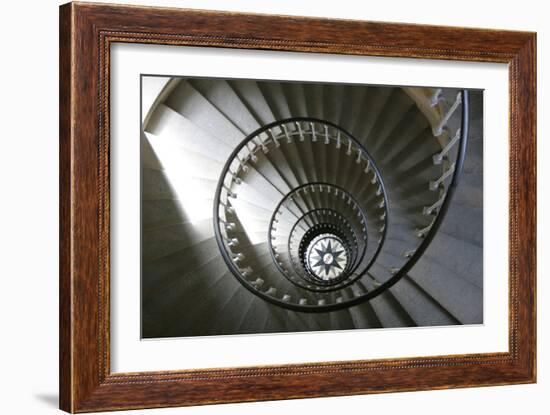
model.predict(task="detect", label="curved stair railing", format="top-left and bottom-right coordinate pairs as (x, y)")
top-left (269, 182), bottom-right (375, 291)
top-left (211, 91), bottom-right (469, 312)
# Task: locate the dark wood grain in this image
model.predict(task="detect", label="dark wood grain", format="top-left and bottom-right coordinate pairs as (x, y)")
top-left (59, 3), bottom-right (73, 411)
top-left (59, 2), bottom-right (536, 412)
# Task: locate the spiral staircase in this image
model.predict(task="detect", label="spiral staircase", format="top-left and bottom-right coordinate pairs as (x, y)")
top-left (141, 77), bottom-right (483, 338)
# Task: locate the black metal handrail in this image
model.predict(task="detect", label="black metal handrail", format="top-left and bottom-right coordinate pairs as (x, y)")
top-left (267, 182), bottom-right (375, 290)
top-left (325, 89), bottom-right (471, 309)
top-left (214, 118), bottom-right (391, 309)
top-left (212, 94), bottom-right (468, 312)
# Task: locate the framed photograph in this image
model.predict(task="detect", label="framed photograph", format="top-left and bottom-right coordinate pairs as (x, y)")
top-left (59, 2), bottom-right (536, 412)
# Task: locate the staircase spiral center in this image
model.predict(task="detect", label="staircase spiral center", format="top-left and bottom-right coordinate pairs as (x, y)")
top-left (306, 234), bottom-right (348, 281)
top-left (323, 253), bottom-right (334, 264)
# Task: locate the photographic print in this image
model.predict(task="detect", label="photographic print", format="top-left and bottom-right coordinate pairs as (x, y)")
top-left (140, 76), bottom-right (483, 339)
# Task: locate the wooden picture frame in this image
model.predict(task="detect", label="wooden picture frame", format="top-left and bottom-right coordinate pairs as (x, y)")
top-left (59, 2), bottom-right (536, 412)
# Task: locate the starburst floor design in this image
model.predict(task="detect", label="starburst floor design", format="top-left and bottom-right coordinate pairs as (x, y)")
top-left (306, 235), bottom-right (349, 281)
